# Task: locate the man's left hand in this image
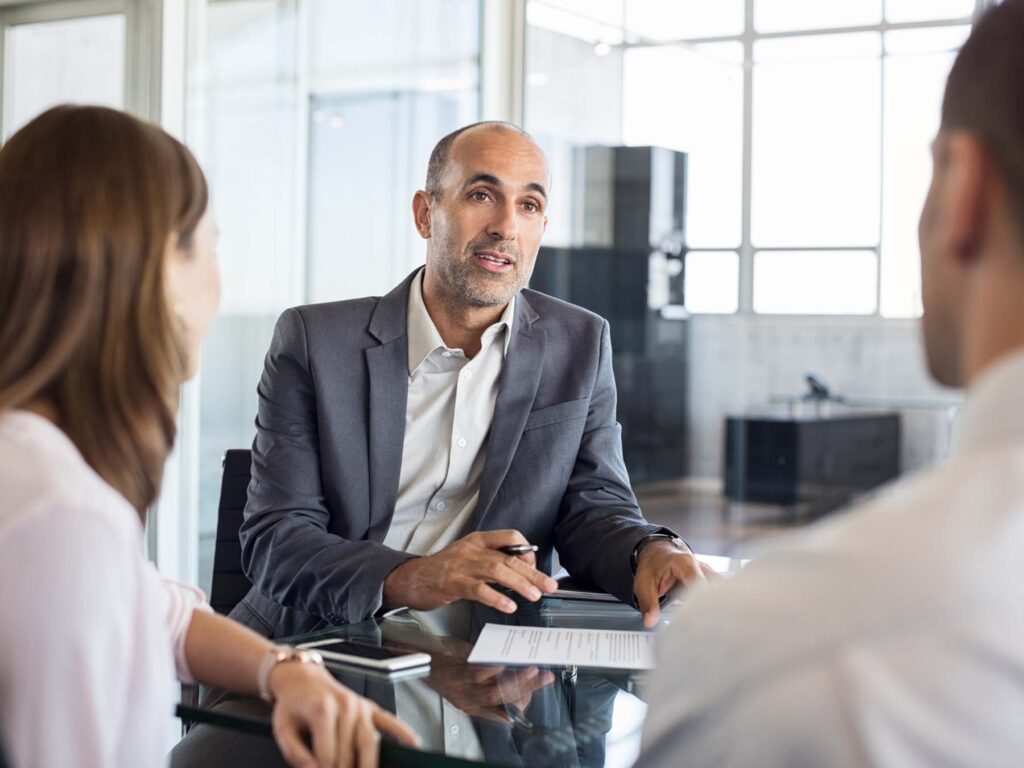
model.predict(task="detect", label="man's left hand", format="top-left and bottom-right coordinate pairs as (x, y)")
top-left (634, 541), bottom-right (716, 628)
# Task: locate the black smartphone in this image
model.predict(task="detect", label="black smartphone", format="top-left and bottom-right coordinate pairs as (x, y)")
top-left (298, 638), bottom-right (431, 673)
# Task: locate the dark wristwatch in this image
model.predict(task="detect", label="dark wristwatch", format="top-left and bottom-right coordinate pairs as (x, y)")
top-left (631, 533), bottom-right (690, 573)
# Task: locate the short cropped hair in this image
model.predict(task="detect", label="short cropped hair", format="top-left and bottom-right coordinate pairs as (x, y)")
top-left (424, 121), bottom-right (535, 198)
top-left (942, 0), bottom-right (1024, 231)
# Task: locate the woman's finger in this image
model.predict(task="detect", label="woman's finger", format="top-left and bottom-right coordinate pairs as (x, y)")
top-left (272, 713), bottom-right (317, 768)
top-left (356, 708), bottom-right (381, 768)
top-left (372, 707), bottom-right (421, 747)
top-left (308, 695), bottom-right (338, 768)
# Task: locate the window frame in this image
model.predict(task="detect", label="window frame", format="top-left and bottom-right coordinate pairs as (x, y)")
top-left (521, 0), bottom-right (997, 318)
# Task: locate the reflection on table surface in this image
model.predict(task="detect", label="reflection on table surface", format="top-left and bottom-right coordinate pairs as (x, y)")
top-left (173, 596), bottom-right (662, 768)
top-left (173, 555), bottom-right (750, 767)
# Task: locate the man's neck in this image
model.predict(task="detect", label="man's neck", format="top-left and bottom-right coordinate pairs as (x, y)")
top-left (962, 248), bottom-right (1024, 389)
top-left (421, 277), bottom-right (507, 359)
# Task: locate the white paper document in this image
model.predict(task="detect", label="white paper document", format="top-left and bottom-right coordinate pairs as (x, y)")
top-left (467, 623), bottom-right (656, 670)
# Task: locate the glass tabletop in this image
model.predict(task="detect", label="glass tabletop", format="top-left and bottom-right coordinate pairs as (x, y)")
top-left (175, 595), bottom-right (659, 768)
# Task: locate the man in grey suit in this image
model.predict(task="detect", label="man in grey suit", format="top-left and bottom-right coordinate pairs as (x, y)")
top-left (232, 121), bottom-right (708, 639)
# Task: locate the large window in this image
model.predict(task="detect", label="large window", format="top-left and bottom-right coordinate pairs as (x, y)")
top-left (527, 0), bottom-right (983, 317)
top-left (185, 0), bottom-right (480, 593)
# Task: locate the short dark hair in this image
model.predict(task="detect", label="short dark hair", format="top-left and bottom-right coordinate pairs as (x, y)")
top-left (424, 121), bottom-right (534, 198)
top-left (942, 0), bottom-right (1024, 230)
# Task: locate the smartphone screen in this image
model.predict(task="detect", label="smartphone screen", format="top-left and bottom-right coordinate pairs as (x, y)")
top-left (306, 640), bottom-right (398, 661)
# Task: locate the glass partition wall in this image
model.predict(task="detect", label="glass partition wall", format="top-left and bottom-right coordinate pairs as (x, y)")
top-left (185, 0), bottom-right (480, 593)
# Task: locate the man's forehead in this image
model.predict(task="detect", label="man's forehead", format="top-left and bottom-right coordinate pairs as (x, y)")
top-left (447, 128), bottom-right (550, 188)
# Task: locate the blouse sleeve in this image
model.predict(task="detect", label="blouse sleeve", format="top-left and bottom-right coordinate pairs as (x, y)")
top-left (156, 572), bottom-right (213, 683)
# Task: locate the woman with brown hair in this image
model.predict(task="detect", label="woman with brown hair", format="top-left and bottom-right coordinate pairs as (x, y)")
top-left (0, 105), bottom-right (418, 767)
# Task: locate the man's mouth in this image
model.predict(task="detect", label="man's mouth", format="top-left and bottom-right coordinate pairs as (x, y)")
top-left (474, 250), bottom-right (516, 271)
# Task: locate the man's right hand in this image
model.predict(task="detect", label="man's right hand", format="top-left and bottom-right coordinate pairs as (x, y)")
top-left (382, 530), bottom-right (559, 613)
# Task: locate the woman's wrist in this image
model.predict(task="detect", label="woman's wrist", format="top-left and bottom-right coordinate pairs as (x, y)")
top-left (257, 646), bottom-right (325, 703)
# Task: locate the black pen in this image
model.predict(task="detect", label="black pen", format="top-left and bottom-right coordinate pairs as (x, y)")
top-left (499, 544), bottom-right (539, 556)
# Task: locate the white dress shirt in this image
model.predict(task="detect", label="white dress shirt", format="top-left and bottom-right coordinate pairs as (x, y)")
top-left (383, 269), bottom-right (514, 556)
top-left (0, 410), bottom-right (210, 768)
top-left (641, 350), bottom-right (1024, 768)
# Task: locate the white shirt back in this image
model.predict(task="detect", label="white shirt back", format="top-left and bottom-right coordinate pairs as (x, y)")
top-left (0, 411), bottom-right (207, 768)
top-left (641, 350), bottom-right (1024, 768)
top-left (383, 269), bottom-right (513, 556)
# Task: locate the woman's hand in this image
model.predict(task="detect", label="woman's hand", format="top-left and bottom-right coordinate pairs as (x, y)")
top-left (268, 660), bottom-right (420, 768)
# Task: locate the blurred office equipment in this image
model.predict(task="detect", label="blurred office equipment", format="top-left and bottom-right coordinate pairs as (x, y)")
top-left (724, 375), bottom-right (902, 505)
top-left (531, 145), bottom-right (688, 484)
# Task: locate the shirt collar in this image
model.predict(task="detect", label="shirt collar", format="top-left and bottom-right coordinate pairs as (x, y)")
top-left (406, 268), bottom-right (515, 374)
top-left (953, 348), bottom-right (1024, 456)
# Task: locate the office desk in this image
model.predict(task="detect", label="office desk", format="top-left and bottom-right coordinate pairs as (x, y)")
top-left (172, 596), bottom-right (659, 768)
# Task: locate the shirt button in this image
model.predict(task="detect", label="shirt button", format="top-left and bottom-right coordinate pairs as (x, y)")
top-left (442, 351), bottom-right (452, 358)
top-left (457, 437), bottom-right (467, 448)
top-left (462, 369), bottom-right (473, 379)
top-left (434, 501), bottom-right (446, 512)
top-left (449, 724), bottom-right (460, 736)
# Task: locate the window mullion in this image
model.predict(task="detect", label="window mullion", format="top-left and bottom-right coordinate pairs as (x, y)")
top-left (739, 0), bottom-right (755, 314)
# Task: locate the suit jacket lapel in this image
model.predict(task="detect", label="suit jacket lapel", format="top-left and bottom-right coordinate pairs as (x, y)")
top-left (468, 294), bottom-right (545, 531)
top-left (365, 271), bottom-right (418, 540)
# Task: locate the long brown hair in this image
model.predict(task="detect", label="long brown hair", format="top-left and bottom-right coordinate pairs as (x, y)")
top-left (0, 105), bottom-right (208, 515)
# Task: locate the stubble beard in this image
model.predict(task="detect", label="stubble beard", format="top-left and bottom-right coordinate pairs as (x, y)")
top-left (432, 231), bottom-right (528, 309)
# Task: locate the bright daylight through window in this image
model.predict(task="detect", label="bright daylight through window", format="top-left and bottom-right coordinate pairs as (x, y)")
top-left (528, 0), bottom-right (975, 317)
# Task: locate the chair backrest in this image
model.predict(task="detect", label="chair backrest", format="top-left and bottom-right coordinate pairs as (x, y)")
top-left (0, 698), bottom-right (8, 768)
top-left (210, 449), bottom-right (254, 616)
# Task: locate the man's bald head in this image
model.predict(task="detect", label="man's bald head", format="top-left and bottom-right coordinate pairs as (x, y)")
top-left (425, 121), bottom-right (539, 199)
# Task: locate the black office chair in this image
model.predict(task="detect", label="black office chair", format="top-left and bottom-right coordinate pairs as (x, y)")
top-left (210, 449), bottom-right (254, 616)
top-left (0, 703), bottom-right (8, 768)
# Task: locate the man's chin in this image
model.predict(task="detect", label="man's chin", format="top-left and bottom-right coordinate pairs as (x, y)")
top-left (465, 292), bottom-right (515, 309)
top-left (464, 278), bottom-right (521, 307)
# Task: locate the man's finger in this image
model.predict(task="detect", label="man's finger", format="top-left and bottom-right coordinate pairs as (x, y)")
top-left (669, 555), bottom-right (707, 588)
top-left (466, 579), bottom-right (517, 613)
top-left (488, 561), bottom-right (545, 602)
top-left (476, 529), bottom-right (529, 550)
top-left (699, 562), bottom-right (720, 579)
top-left (505, 555), bottom-right (559, 593)
top-left (635, 573), bottom-right (661, 628)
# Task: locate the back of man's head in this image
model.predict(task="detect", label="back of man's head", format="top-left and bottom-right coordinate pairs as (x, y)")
top-left (943, 0), bottom-right (1024, 234)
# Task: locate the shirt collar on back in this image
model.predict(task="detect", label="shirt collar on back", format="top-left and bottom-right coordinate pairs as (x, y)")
top-left (953, 348), bottom-right (1024, 456)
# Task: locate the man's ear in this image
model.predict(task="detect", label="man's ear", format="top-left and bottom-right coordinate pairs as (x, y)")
top-left (942, 130), bottom-right (992, 265)
top-left (412, 190), bottom-right (433, 240)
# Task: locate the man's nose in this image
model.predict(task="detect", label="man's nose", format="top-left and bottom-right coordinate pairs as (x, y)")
top-left (488, 202), bottom-right (518, 242)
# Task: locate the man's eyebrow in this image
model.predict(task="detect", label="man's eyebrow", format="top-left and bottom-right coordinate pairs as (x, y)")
top-left (526, 182), bottom-right (548, 200)
top-left (462, 173), bottom-right (548, 200)
top-left (463, 173), bottom-right (501, 189)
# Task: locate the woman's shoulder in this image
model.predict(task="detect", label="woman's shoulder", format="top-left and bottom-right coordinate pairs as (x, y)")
top-left (0, 410), bottom-right (142, 545)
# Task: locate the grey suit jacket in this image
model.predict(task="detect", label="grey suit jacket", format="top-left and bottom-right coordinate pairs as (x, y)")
top-left (232, 270), bottom-right (671, 638)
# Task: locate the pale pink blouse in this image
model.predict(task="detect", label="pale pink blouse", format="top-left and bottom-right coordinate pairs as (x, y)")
top-left (0, 410), bottom-right (210, 767)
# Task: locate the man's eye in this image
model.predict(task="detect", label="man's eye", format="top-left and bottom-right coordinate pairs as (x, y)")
top-left (523, 201), bottom-right (539, 213)
top-left (471, 191), bottom-right (490, 202)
